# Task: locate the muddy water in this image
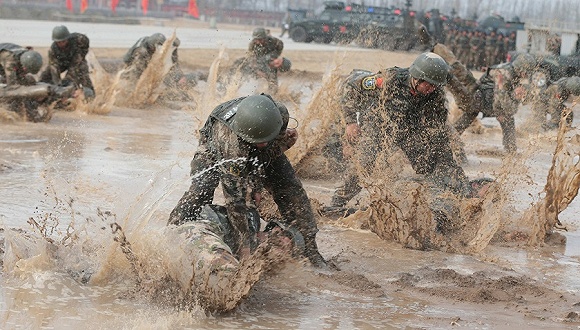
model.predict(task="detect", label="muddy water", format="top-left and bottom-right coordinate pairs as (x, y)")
top-left (1, 43), bottom-right (580, 328)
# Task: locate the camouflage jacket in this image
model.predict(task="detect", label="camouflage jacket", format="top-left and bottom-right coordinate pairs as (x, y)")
top-left (0, 43), bottom-right (35, 86)
top-left (198, 95), bottom-right (292, 245)
top-left (248, 36), bottom-right (284, 62)
top-left (47, 33), bottom-right (89, 76)
top-left (342, 67), bottom-right (471, 195)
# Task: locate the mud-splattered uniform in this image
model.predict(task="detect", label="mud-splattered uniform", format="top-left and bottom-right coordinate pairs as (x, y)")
top-left (168, 95), bottom-right (321, 260)
top-left (39, 33), bottom-right (94, 96)
top-left (0, 43), bottom-right (37, 86)
top-left (246, 36), bottom-right (284, 93)
top-left (332, 68), bottom-right (471, 207)
top-left (121, 36), bottom-right (159, 82)
top-left (432, 43), bottom-right (520, 152)
top-left (531, 77), bottom-right (577, 129)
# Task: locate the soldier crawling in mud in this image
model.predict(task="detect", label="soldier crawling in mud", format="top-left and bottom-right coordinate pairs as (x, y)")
top-left (121, 33), bottom-right (167, 83)
top-left (39, 25), bottom-right (95, 100)
top-left (419, 26), bottom-right (543, 153)
top-left (231, 27), bottom-right (291, 94)
top-left (0, 43), bottom-right (49, 121)
top-left (168, 94), bottom-right (326, 267)
top-left (328, 52), bottom-right (489, 225)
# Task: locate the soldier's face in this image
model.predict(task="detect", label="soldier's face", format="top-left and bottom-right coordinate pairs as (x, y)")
top-left (415, 79), bottom-right (437, 95)
top-left (56, 40), bottom-right (68, 49)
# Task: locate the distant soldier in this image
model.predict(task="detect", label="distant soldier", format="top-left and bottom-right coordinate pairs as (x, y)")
top-left (121, 33), bottom-right (167, 83)
top-left (279, 12), bottom-right (292, 38)
top-left (39, 25), bottom-right (95, 100)
top-left (484, 31), bottom-right (497, 68)
top-left (244, 27), bottom-right (291, 94)
top-left (456, 30), bottom-right (470, 65)
top-left (494, 33), bottom-right (506, 64)
top-left (468, 30), bottom-right (482, 70)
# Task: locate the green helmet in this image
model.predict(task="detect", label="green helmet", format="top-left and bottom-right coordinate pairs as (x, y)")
top-left (252, 27), bottom-right (267, 39)
top-left (563, 76), bottom-right (580, 95)
top-left (512, 54), bottom-right (536, 74)
top-left (173, 37), bottom-right (181, 47)
top-left (232, 95), bottom-right (283, 144)
top-left (409, 52), bottom-right (449, 86)
top-left (279, 57), bottom-right (292, 72)
top-left (149, 33), bottom-right (166, 46)
top-left (52, 25), bottom-right (70, 42)
top-left (20, 50), bottom-right (43, 74)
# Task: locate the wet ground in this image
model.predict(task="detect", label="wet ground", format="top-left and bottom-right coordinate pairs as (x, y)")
top-left (1, 19), bottom-right (580, 329)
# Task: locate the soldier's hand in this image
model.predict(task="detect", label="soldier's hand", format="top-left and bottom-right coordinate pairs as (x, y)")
top-left (344, 123), bottom-right (361, 143)
top-left (285, 128), bottom-right (298, 149)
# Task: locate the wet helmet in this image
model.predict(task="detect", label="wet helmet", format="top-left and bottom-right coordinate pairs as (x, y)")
top-left (563, 76), bottom-right (580, 95)
top-left (252, 27), bottom-right (268, 39)
top-left (409, 52), bottom-right (450, 86)
top-left (20, 50), bottom-right (43, 74)
top-left (232, 95), bottom-right (283, 144)
top-left (173, 37), bottom-right (181, 47)
top-left (149, 33), bottom-right (167, 46)
top-left (279, 57), bottom-right (292, 72)
top-left (512, 53), bottom-right (536, 74)
top-left (52, 25), bottom-right (70, 42)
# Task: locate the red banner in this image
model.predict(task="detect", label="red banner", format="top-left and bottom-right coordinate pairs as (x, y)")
top-left (141, 0), bottom-right (148, 15)
top-left (66, 0), bottom-right (73, 12)
top-left (111, 0), bottom-right (119, 13)
top-left (188, 0), bottom-right (199, 18)
top-left (81, 0), bottom-right (88, 13)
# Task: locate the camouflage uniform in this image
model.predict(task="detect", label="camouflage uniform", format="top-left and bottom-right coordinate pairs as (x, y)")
top-left (531, 77), bottom-right (577, 129)
top-left (168, 95), bottom-right (322, 262)
top-left (121, 36), bottom-right (161, 83)
top-left (0, 43), bottom-right (42, 116)
top-left (331, 67), bottom-right (472, 207)
top-left (39, 32), bottom-right (94, 96)
top-left (246, 35), bottom-right (285, 93)
top-left (484, 32), bottom-right (497, 68)
top-left (432, 43), bottom-right (519, 152)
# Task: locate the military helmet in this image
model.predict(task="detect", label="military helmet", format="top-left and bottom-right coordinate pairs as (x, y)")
top-left (279, 57), bottom-right (292, 72)
top-left (252, 27), bottom-right (268, 39)
top-left (512, 53), bottom-right (536, 74)
top-left (52, 25), bottom-right (70, 42)
top-left (173, 37), bottom-right (181, 47)
top-left (563, 76), bottom-right (580, 95)
top-left (409, 52), bottom-right (449, 86)
top-left (20, 50), bottom-right (43, 74)
top-left (149, 33), bottom-right (167, 46)
top-left (232, 95), bottom-right (283, 144)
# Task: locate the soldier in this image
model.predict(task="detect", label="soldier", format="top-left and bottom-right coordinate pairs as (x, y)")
top-left (168, 94), bottom-right (326, 267)
top-left (329, 52), bottom-right (477, 209)
top-left (456, 29), bottom-right (470, 65)
top-left (39, 25), bottom-right (95, 100)
top-left (243, 27), bottom-right (290, 94)
top-left (419, 26), bottom-right (532, 153)
top-left (484, 30), bottom-right (497, 68)
top-left (532, 76), bottom-right (580, 129)
top-left (494, 33), bottom-right (507, 65)
top-left (0, 43), bottom-right (42, 87)
top-left (279, 12), bottom-right (292, 38)
top-left (0, 43), bottom-right (44, 117)
top-left (121, 33), bottom-right (167, 83)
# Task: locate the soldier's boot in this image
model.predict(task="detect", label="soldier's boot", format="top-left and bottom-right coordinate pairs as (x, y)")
top-left (417, 25), bottom-right (436, 49)
top-left (303, 235), bottom-right (327, 268)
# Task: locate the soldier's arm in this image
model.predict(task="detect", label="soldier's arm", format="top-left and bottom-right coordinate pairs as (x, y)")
top-left (72, 35), bottom-right (90, 65)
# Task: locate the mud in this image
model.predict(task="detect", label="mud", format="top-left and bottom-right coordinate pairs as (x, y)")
top-left (1, 27), bottom-right (580, 328)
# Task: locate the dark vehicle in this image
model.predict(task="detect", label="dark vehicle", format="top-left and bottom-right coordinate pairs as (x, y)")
top-left (289, 1), bottom-right (418, 48)
top-left (479, 14), bottom-right (525, 35)
top-left (289, 1), bottom-right (360, 43)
